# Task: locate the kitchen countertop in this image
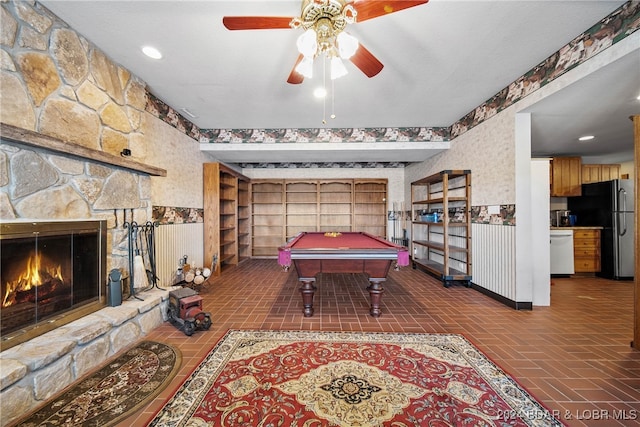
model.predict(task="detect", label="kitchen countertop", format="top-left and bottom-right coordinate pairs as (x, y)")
top-left (550, 226), bottom-right (603, 230)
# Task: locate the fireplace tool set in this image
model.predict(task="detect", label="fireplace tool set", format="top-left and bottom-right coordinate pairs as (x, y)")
top-left (123, 219), bottom-right (161, 301)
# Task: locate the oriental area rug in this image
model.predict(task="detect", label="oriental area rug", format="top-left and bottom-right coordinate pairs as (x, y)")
top-left (11, 341), bottom-right (180, 427)
top-left (149, 330), bottom-right (563, 426)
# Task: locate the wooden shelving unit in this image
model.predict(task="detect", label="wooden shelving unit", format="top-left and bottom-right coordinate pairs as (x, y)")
top-left (203, 163), bottom-right (250, 276)
top-left (251, 179), bottom-right (388, 257)
top-left (354, 180), bottom-right (387, 238)
top-left (319, 180), bottom-right (353, 233)
top-left (219, 170), bottom-right (237, 269)
top-left (251, 180), bottom-right (285, 257)
top-left (285, 181), bottom-right (318, 240)
top-left (411, 170), bottom-right (471, 287)
top-left (237, 179), bottom-right (250, 262)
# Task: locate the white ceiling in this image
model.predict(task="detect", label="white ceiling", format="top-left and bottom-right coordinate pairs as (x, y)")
top-left (526, 51), bottom-right (639, 162)
top-left (40, 0), bottom-right (639, 164)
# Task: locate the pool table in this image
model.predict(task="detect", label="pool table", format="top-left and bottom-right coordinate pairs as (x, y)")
top-left (278, 232), bottom-right (409, 317)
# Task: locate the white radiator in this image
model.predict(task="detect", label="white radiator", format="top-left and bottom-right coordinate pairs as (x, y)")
top-left (471, 223), bottom-right (516, 300)
top-left (154, 223), bottom-right (204, 286)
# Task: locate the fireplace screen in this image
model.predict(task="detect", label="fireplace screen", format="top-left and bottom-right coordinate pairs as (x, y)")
top-left (1, 221), bottom-right (106, 350)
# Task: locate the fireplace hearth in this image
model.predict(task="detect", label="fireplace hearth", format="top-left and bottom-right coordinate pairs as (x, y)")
top-left (1, 220), bottom-right (107, 350)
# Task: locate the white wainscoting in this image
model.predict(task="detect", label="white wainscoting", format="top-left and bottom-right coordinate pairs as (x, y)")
top-left (472, 223), bottom-right (516, 300)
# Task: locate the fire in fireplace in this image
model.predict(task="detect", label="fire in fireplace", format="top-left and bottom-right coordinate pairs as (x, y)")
top-left (3, 251), bottom-right (65, 306)
top-left (1, 221), bottom-right (107, 351)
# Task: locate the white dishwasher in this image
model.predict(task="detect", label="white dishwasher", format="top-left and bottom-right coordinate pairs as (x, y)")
top-left (550, 229), bottom-right (574, 275)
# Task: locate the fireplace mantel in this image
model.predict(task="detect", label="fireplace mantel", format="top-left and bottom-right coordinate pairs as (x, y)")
top-left (0, 123), bottom-right (167, 177)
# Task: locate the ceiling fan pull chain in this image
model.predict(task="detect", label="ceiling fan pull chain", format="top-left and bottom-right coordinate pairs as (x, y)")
top-left (322, 55), bottom-right (327, 125)
top-left (331, 77), bottom-right (336, 120)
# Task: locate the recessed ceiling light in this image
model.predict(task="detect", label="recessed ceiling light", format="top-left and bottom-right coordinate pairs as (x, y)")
top-left (142, 46), bottom-right (162, 59)
top-left (578, 135), bottom-right (595, 141)
top-left (313, 87), bottom-right (327, 98)
top-left (181, 108), bottom-right (197, 119)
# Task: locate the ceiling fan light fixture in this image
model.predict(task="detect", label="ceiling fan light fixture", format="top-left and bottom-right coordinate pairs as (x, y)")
top-left (314, 87), bottom-right (327, 98)
top-left (330, 56), bottom-right (348, 80)
top-left (342, 3), bottom-right (357, 23)
top-left (141, 46), bottom-right (162, 59)
top-left (337, 32), bottom-right (358, 59)
top-left (297, 28), bottom-right (317, 57)
top-left (223, 0), bottom-right (427, 85)
top-left (296, 56), bottom-right (314, 78)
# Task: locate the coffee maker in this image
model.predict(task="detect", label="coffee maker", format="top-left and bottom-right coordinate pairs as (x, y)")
top-left (552, 210), bottom-right (571, 227)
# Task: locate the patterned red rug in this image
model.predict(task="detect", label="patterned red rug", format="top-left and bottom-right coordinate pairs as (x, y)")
top-left (150, 330), bottom-right (563, 426)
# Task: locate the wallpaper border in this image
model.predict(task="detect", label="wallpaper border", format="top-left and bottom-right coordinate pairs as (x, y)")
top-left (152, 206), bottom-right (204, 225)
top-left (152, 204), bottom-right (516, 226)
top-left (144, 1), bottom-right (639, 160)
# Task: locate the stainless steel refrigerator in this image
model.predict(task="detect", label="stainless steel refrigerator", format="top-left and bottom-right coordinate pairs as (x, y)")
top-left (568, 179), bottom-right (635, 280)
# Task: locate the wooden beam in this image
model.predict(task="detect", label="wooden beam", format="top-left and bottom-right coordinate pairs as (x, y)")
top-left (0, 123), bottom-right (167, 177)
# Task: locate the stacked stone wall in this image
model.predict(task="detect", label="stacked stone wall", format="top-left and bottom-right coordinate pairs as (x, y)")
top-left (0, 4), bottom-right (187, 424)
top-left (0, 0), bottom-right (154, 271)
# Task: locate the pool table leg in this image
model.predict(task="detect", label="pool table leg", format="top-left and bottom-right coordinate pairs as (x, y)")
top-left (367, 279), bottom-right (385, 317)
top-left (299, 278), bottom-right (316, 317)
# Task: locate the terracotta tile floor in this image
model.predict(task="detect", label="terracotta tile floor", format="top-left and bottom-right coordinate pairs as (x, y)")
top-left (122, 259), bottom-right (640, 426)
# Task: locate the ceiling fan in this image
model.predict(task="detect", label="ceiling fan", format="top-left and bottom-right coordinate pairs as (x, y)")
top-left (223, 0), bottom-right (428, 84)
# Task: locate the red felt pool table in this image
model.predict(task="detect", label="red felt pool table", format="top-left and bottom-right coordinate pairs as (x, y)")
top-left (278, 232), bottom-right (409, 317)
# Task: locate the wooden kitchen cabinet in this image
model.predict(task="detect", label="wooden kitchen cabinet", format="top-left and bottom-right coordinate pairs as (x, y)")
top-left (573, 229), bottom-right (601, 273)
top-left (600, 164), bottom-right (620, 181)
top-left (581, 164), bottom-right (620, 184)
top-left (581, 164), bottom-right (601, 184)
top-left (551, 157), bottom-right (582, 196)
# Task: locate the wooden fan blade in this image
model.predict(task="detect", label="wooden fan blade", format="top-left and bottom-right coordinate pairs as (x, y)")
top-left (352, 0), bottom-right (429, 23)
top-left (223, 16), bottom-right (294, 30)
top-left (287, 54), bottom-right (304, 84)
top-left (350, 44), bottom-right (384, 78)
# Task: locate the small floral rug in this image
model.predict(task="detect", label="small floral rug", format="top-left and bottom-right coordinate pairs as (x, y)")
top-left (13, 341), bottom-right (180, 427)
top-left (149, 330), bottom-right (563, 426)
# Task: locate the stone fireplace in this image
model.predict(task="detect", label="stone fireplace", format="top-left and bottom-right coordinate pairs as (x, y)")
top-left (0, 2), bottom-right (181, 424)
top-left (1, 220), bottom-right (107, 351)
